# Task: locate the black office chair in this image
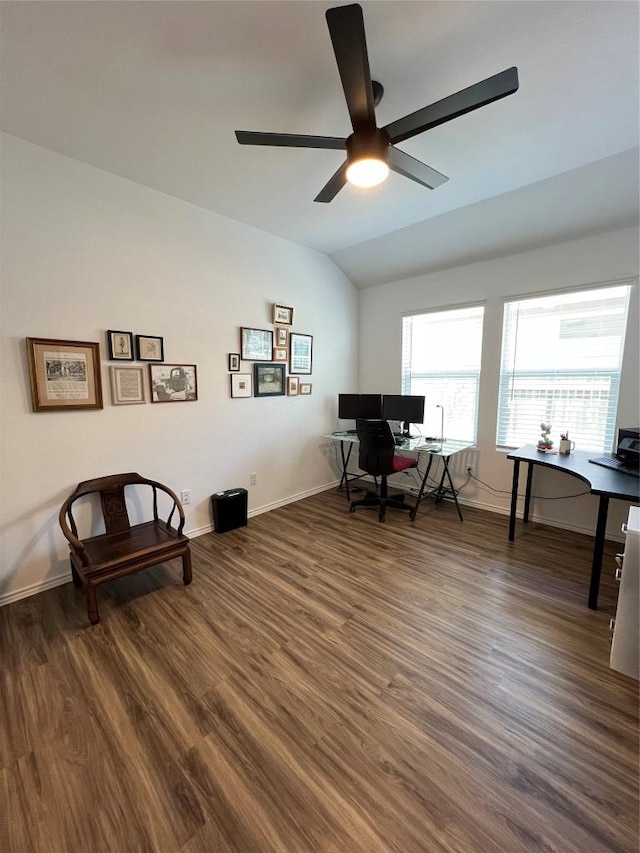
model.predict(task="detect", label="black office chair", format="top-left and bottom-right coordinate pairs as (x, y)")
top-left (349, 419), bottom-right (418, 522)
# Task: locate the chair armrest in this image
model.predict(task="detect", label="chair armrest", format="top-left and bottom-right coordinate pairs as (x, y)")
top-left (144, 478), bottom-right (186, 534)
top-left (58, 501), bottom-right (88, 563)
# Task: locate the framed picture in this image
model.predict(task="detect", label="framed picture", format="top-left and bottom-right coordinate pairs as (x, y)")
top-left (110, 366), bottom-right (146, 405)
top-left (107, 330), bottom-right (134, 361)
top-left (299, 382), bottom-right (313, 395)
top-left (273, 347), bottom-right (288, 362)
top-left (241, 327), bottom-right (273, 361)
top-left (228, 353), bottom-right (241, 371)
top-left (26, 337), bottom-right (103, 412)
top-left (274, 327), bottom-right (289, 347)
top-left (287, 376), bottom-right (299, 396)
top-left (272, 304), bottom-right (294, 326)
top-left (254, 363), bottom-right (286, 397)
top-left (289, 333), bottom-right (313, 375)
top-left (135, 335), bottom-right (164, 362)
top-left (230, 372), bottom-right (252, 398)
top-left (149, 363), bottom-right (197, 402)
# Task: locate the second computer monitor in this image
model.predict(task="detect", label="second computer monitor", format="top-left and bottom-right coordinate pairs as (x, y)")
top-left (382, 394), bottom-right (425, 436)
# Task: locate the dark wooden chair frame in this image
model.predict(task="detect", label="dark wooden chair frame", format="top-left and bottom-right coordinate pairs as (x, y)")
top-left (59, 472), bottom-right (192, 625)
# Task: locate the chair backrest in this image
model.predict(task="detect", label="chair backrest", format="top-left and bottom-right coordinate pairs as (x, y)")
top-left (59, 473), bottom-right (185, 543)
top-left (356, 419), bottom-right (397, 477)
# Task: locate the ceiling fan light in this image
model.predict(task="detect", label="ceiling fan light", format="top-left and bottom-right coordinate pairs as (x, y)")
top-left (346, 157), bottom-right (389, 188)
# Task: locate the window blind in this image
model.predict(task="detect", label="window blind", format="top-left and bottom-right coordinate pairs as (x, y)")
top-left (402, 305), bottom-right (484, 441)
top-left (496, 284), bottom-right (632, 452)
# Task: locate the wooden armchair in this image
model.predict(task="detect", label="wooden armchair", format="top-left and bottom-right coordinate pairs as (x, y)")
top-left (59, 473), bottom-right (192, 625)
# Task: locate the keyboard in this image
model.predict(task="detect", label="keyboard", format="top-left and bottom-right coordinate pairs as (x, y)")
top-left (589, 455), bottom-right (640, 477)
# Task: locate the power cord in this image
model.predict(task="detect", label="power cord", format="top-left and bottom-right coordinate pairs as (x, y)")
top-left (467, 470), bottom-right (590, 500)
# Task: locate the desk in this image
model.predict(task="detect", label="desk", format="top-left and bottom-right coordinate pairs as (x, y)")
top-left (507, 445), bottom-right (639, 609)
top-left (327, 433), bottom-right (474, 520)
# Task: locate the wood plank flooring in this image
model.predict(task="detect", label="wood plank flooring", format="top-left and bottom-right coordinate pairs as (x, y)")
top-left (1, 487), bottom-right (638, 852)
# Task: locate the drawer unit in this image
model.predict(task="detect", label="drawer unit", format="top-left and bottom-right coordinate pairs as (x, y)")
top-left (610, 506), bottom-right (639, 680)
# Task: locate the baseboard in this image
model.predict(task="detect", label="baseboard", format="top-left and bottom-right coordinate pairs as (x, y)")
top-left (0, 480), bottom-right (341, 608)
top-left (2, 477), bottom-right (623, 607)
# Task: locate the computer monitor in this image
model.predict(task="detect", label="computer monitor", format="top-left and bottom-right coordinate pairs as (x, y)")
top-left (382, 394), bottom-right (425, 437)
top-left (338, 393), bottom-right (383, 421)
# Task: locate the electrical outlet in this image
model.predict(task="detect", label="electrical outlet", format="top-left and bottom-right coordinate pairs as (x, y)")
top-left (180, 489), bottom-right (191, 505)
top-left (249, 472), bottom-right (258, 486)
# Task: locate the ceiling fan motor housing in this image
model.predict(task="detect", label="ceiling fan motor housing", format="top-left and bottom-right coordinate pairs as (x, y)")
top-left (346, 128), bottom-right (390, 166)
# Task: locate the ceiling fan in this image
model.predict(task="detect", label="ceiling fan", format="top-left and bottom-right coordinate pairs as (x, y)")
top-left (236, 3), bottom-right (519, 203)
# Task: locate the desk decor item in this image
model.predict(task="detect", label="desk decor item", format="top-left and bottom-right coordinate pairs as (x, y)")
top-left (228, 353), bottom-right (240, 371)
top-left (230, 372), bottom-right (252, 398)
top-left (299, 382), bottom-right (312, 396)
top-left (289, 332), bottom-right (313, 374)
top-left (150, 364), bottom-right (197, 402)
top-left (537, 422), bottom-right (554, 452)
top-left (135, 334), bottom-right (164, 362)
top-left (241, 327), bottom-right (273, 361)
top-left (110, 366), bottom-right (146, 405)
top-left (26, 337), bottom-right (103, 412)
top-left (107, 330), bottom-right (134, 361)
top-left (254, 363), bottom-right (285, 397)
top-left (272, 304), bottom-right (294, 326)
top-left (559, 432), bottom-right (575, 454)
top-left (287, 376), bottom-right (299, 396)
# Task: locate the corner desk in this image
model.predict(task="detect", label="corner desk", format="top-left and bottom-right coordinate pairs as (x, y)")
top-left (327, 433), bottom-right (474, 521)
top-left (507, 445), bottom-right (639, 609)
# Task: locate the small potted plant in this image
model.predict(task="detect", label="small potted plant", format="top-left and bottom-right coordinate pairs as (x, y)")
top-left (537, 422), bottom-right (554, 452)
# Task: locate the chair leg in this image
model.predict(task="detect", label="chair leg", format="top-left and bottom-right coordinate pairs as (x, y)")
top-left (182, 549), bottom-right (192, 586)
top-left (85, 585), bottom-right (99, 625)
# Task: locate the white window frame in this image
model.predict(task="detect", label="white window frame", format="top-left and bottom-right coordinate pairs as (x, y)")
top-left (401, 303), bottom-right (485, 442)
top-left (496, 280), bottom-right (633, 453)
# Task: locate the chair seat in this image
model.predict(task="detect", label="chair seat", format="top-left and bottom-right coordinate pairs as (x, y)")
top-left (392, 455), bottom-right (418, 472)
top-left (79, 520), bottom-right (187, 576)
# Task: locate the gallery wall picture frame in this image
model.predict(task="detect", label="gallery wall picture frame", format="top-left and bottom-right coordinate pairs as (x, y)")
top-left (110, 365), bottom-right (146, 405)
top-left (254, 362), bottom-right (286, 397)
top-left (228, 353), bottom-right (241, 371)
top-left (299, 382), bottom-right (313, 395)
top-left (107, 330), bottom-right (134, 361)
top-left (240, 327), bottom-right (273, 361)
top-left (287, 376), bottom-right (299, 396)
top-left (136, 334), bottom-right (164, 362)
top-left (149, 363), bottom-right (197, 402)
top-left (26, 337), bottom-right (103, 412)
top-left (289, 332), bottom-right (313, 375)
top-left (272, 304), bottom-right (294, 326)
top-left (274, 327), bottom-right (289, 347)
top-left (273, 347), bottom-right (288, 362)
top-left (230, 372), bottom-right (252, 398)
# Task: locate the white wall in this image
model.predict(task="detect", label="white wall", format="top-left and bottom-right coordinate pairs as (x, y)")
top-left (359, 227), bottom-right (639, 538)
top-left (0, 135), bottom-right (357, 603)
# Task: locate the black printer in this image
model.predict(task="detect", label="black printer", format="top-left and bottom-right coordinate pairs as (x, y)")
top-left (617, 427), bottom-right (640, 468)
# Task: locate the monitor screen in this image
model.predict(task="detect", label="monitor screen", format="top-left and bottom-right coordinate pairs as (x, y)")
top-left (338, 393), bottom-right (383, 420)
top-left (382, 395), bottom-right (425, 434)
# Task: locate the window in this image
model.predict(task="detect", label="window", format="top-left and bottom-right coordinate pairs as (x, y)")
top-left (402, 305), bottom-right (484, 441)
top-left (497, 284), bottom-right (632, 452)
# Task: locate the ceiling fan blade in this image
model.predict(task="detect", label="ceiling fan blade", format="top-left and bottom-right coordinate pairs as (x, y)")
top-left (235, 131), bottom-right (346, 150)
top-left (384, 67), bottom-right (519, 145)
top-left (388, 146), bottom-right (449, 190)
top-left (325, 4), bottom-right (376, 134)
top-left (314, 162), bottom-right (348, 203)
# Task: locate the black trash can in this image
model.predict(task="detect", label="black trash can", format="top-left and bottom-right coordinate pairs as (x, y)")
top-left (211, 488), bottom-right (248, 533)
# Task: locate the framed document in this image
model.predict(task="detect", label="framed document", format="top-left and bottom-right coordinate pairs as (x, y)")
top-left (240, 327), bottom-right (273, 361)
top-left (289, 333), bottom-right (313, 375)
top-left (26, 337), bottom-right (103, 412)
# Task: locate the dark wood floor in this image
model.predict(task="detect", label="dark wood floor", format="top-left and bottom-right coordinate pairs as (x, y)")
top-left (1, 487), bottom-right (638, 852)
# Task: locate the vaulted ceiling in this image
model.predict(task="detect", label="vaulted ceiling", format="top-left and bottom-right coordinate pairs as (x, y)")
top-left (1, 1), bottom-right (638, 287)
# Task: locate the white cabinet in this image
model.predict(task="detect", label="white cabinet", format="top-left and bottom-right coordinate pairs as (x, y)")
top-left (610, 505), bottom-right (639, 680)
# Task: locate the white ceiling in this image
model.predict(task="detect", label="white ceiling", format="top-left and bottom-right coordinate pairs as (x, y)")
top-left (1, 1), bottom-right (638, 287)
